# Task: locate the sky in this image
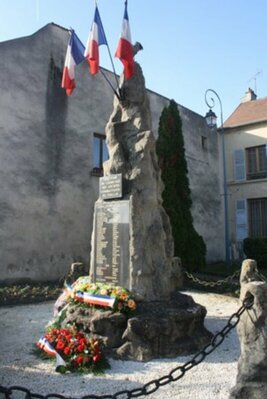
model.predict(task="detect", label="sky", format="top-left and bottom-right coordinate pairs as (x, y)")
top-left (1, 0), bottom-right (267, 120)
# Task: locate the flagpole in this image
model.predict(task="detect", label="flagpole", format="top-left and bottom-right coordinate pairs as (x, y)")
top-left (105, 44), bottom-right (121, 97)
top-left (93, 1), bottom-right (121, 99)
top-left (100, 68), bottom-right (121, 101)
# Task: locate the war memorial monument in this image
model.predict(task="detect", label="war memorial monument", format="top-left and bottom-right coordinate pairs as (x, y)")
top-left (54, 51), bottom-right (214, 362)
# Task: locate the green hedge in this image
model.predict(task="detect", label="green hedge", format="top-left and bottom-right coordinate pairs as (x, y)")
top-left (243, 237), bottom-right (267, 269)
top-left (156, 100), bottom-right (206, 272)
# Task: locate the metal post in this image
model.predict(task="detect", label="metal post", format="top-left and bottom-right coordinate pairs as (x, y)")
top-left (205, 89), bottom-right (230, 267)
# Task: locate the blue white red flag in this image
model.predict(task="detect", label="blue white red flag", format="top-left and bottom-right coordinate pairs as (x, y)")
top-left (74, 291), bottom-right (116, 308)
top-left (37, 337), bottom-right (57, 356)
top-left (37, 337), bottom-right (66, 367)
top-left (84, 6), bottom-right (108, 75)
top-left (115, 2), bottom-right (134, 79)
top-left (61, 30), bottom-right (85, 96)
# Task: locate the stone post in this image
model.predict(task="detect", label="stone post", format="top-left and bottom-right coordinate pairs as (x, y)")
top-left (230, 259), bottom-right (267, 399)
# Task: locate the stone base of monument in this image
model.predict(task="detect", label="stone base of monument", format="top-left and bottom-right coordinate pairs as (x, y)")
top-left (60, 291), bottom-right (212, 362)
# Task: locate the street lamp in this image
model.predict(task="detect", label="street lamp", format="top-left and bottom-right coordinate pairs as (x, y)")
top-left (204, 89), bottom-right (230, 267)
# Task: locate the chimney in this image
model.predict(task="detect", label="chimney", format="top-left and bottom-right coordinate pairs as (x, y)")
top-left (241, 88), bottom-right (257, 103)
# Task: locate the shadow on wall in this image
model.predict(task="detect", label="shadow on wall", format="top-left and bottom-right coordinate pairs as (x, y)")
top-left (42, 56), bottom-right (68, 205)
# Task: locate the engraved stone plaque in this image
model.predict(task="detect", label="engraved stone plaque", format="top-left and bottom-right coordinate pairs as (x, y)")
top-left (100, 174), bottom-right (122, 200)
top-left (91, 200), bottom-right (130, 288)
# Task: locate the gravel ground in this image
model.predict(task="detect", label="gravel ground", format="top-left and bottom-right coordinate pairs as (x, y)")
top-left (0, 290), bottom-right (241, 399)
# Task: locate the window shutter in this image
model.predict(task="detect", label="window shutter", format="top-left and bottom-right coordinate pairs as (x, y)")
top-left (236, 199), bottom-right (248, 241)
top-left (234, 149), bottom-right (245, 181)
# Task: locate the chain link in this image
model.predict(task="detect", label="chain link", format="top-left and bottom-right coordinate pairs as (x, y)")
top-left (0, 296), bottom-right (253, 399)
top-left (184, 269), bottom-right (240, 287)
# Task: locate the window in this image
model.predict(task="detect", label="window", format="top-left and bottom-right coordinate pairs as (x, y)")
top-left (246, 145), bottom-right (267, 180)
top-left (91, 133), bottom-right (109, 176)
top-left (233, 149), bottom-right (245, 181)
top-left (248, 198), bottom-right (267, 237)
top-left (236, 199), bottom-right (248, 241)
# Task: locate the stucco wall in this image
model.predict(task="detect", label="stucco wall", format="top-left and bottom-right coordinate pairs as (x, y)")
top-left (225, 123), bottom-right (267, 245)
top-left (179, 108), bottom-right (224, 262)
top-left (0, 24), bottom-right (115, 283)
top-left (225, 123), bottom-right (267, 183)
top-left (0, 24), bottom-right (223, 283)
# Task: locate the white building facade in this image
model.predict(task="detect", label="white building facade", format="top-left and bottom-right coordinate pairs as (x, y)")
top-left (224, 89), bottom-right (267, 259)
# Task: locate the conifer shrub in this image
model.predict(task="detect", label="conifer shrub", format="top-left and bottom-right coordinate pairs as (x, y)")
top-left (156, 100), bottom-right (206, 272)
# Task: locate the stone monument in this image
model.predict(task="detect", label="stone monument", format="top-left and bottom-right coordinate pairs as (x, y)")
top-left (79, 51), bottom-right (212, 361)
top-left (90, 57), bottom-right (179, 301)
top-left (52, 48), bottom-right (213, 361)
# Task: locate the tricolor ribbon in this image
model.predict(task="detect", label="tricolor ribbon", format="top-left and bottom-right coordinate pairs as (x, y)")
top-left (36, 337), bottom-right (66, 367)
top-left (64, 282), bottom-right (116, 309)
top-left (74, 291), bottom-right (116, 308)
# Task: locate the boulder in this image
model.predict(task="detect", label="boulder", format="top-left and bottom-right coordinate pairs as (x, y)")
top-left (57, 291), bottom-right (211, 362)
top-left (117, 291), bottom-right (211, 361)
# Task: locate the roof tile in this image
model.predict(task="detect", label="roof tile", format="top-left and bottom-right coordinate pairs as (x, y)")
top-left (224, 97), bottom-right (267, 128)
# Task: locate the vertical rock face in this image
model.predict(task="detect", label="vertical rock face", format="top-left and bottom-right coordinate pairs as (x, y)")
top-left (230, 259), bottom-right (267, 399)
top-left (103, 62), bottom-right (177, 301)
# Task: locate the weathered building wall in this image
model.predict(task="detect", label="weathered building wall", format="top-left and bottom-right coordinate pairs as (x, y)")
top-left (0, 23), bottom-right (223, 283)
top-left (0, 24), bottom-right (114, 283)
top-left (179, 107), bottom-right (224, 262)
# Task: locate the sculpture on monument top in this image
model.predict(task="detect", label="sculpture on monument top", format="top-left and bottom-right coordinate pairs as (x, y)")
top-left (103, 44), bottom-right (180, 301)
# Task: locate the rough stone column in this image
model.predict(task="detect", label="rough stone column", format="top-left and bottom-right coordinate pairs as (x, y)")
top-left (103, 62), bottom-right (179, 301)
top-left (230, 259), bottom-right (267, 399)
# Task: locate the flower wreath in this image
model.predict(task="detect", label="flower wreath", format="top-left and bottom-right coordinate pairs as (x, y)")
top-left (36, 325), bottom-right (109, 374)
top-left (36, 280), bottom-right (136, 373)
top-left (65, 278), bottom-right (137, 314)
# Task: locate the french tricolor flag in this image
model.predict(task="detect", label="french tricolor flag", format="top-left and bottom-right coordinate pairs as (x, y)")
top-left (75, 291), bottom-right (116, 308)
top-left (37, 337), bottom-right (57, 356)
top-left (84, 6), bottom-right (108, 75)
top-left (36, 337), bottom-right (66, 367)
top-left (115, 1), bottom-right (134, 79)
top-left (61, 30), bottom-right (85, 96)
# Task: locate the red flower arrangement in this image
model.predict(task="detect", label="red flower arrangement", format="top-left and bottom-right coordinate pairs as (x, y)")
top-left (36, 282), bottom-right (137, 373)
top-left (37, 326), bottom-right (109, 374)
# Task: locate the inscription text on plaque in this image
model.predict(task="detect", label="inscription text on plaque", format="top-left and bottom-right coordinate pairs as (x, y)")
top-left (100, 174), bottom-right (122, 200)
top-left (92, 200), bottom-right (130, 288)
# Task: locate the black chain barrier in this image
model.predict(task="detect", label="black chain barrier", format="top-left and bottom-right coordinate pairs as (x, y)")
top-left (0, 296), bottom-right (254, 399)
top-left (184, 269), bottom-right (240, 287)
